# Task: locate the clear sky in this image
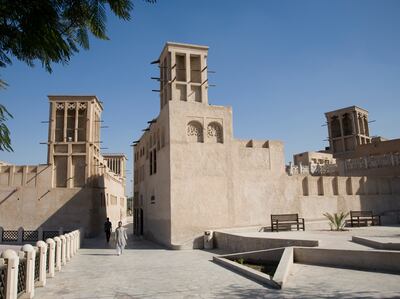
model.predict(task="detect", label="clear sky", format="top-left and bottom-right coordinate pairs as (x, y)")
top-left (1, 0), bottom-right (399, 196)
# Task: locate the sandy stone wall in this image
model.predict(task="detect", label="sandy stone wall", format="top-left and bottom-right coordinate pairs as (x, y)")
top-left (0, 164), bottom-right (126, 236)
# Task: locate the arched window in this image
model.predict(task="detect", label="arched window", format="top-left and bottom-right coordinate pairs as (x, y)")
top-left (187, 121), bottom-right (203, 143)
top-left (207, 122), bottom-right (223, 143)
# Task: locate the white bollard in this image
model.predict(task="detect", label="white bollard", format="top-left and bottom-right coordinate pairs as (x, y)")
top-left (65, 234), bottom-right (71, 261)
top-left (59, 235), bottom-right (66, 266)
top-left (21, 244), bottom-right (35, 299)
top-left (35, 241), bottom-right (47, 287)
top-left (53, 237), bottom-right (61, 271)
top-left (73, 231), bottom-right (78, 254)
top-left (1, 249), bottom-right (19, 299)
top-left (45, 238), bottom-right (55, 278)
top-left (69, 233), bottom-right (74, 257)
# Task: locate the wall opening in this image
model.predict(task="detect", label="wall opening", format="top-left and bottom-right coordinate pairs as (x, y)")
top-left (342, 113), bottom-right (353, 136)
top-left (55, 105), bottom-right (64, 142)
top-left (207, 122), bottom-right (223, 143)
top-left (332, 177), bottom-right (339, 195)
top-left (187, 121), bottom-right (204, 143)
top-left (72, 156), bottom-right (86, 187)
top-left (77, 106), bottom-right (87, 141)
top-left (190, 55), bottom-right (201, 83)
top-left (330, 116), bottom-right (341, 138)
top-left (176, 54), bottom-right (186, 82)
top-left (346, 178), bottom-right (352, 195)
top-left (317, 177), bottom-right (324, 196)
top-left (54, 156), bottom-right (67, 187)
top-left (302, 177), bottom-right (309, 196)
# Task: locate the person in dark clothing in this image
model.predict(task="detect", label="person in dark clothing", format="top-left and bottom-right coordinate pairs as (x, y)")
top-left (104, 218), bottom-right (112, 243)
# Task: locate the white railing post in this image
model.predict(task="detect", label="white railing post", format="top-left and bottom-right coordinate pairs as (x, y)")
top-left (35, 241), bottom-right (47, 287)
top-left (60, 235), bottom-right (66, 266)
top-left (77, 229), bottom-right (82, 249)
top-left (75, 231), bottom-right (78, 253)
top-left (45, 238), bottom-right (55, 278)
top-left (74, 231), bottom-right (78, 254)
top-left (1, 250), bottom-right (19, 299)
top-left (53, 237), bottom-right (61, 272)
top-left (65, 234), bottom-right (71, 262)
top-left (21, 244), bottom-right (35, 298)
top-left (70, 233), bottom-right (75, 257)
top-left (70, 232), bottom-right (75, 256)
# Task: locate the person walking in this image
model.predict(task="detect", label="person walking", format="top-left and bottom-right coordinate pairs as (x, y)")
top-left (115, 221), bottom-right (128, 256)
top-left (104, 217), bottom-right (112, 243)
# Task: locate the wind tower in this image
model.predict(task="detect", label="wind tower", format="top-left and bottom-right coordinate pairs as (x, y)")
top-left (325, 106), bottom-right (372, 158)
top-left (47, 95), bottom-right (103, 188)
top-left (155, 42), bottom-right (209, 109)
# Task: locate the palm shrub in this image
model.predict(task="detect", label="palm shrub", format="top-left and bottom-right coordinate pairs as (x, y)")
top-left (323, 212), bottom-right (350, 231)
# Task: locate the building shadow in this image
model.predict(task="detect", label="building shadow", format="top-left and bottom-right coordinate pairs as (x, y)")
top-left (37, 175), bottom-right (108, 238)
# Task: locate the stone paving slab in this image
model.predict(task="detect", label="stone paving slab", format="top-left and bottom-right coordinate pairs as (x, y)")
top-left (33, 236), bottom-right (400, 299)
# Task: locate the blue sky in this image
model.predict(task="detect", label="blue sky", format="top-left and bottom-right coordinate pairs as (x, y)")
top-left (1, 0), bottom-right (400, 195)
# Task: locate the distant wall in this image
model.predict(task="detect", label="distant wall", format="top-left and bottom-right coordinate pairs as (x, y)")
top-left (0, 164), bottom-right (126, 236)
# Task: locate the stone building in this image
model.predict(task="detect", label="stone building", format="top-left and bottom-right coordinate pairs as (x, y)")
top-left (325, 106), bottom-right (372, 158)
top-left (133, 42), bottom-right (400, 249)
top-left (326, 107), bottom-right (400, 176)
top-left (0, 95), bottom-right (127, 236)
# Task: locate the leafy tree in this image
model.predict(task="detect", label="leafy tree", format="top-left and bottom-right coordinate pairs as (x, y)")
top-left (0, 103), bottom-right (12, 152)
top-left (0, 0), bottom-right (155, 151)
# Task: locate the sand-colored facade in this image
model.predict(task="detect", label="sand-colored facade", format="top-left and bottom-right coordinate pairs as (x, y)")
top-left (133, 42), bottom-right (400, 249)
top-left (0, 96), bottom-right (126, 236)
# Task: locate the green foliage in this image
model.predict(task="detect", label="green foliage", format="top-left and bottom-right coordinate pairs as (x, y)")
top-left (0, 103), bottom-right (13, 152)
top-left (323, 211), bottom-right (350, 231)
top-left (0, 0), bottom-right (155, 152)
top-left (235, 258), bottom-right (245, 265)
top-left (0, 0), bottom-right (155, 72)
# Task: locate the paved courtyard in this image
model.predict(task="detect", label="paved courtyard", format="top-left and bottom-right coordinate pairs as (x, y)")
top-left (33, 233), bottom-right (400, 299)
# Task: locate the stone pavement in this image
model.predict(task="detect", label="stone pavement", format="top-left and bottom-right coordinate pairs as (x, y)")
top-left (33, 235), bottom-right (400, 299)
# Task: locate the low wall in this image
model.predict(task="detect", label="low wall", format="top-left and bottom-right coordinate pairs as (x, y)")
top-left (214, 231), bottom-right (318, 253)
top-left (294, 247), bottom-right (400, 274)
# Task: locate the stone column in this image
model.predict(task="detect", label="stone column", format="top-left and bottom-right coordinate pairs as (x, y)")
top-left (35, 241), bottom-right (47, 287)
top-left (60, 235), bottom-right (66, 266)
top-left (53, 237), bottom-right (62, 271)
top-left (200, 54), bottom-right (208, 105)
top-left (170, 50), bottom-right (176, 101)
top-left (1, 249), bottom-right (19, 299)
top-left (185, 53), bottom-right (190, 100)
top-left (21, 244), bottom-right (35, 299)
top-left (45, 238), bottom-right (55, 278)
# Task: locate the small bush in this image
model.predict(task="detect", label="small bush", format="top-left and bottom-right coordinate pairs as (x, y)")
top-left (323, 212), bottom-right (350, 231)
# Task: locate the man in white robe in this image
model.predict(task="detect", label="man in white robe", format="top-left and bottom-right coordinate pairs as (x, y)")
top-left (115, 221), bottom-right (128, 256)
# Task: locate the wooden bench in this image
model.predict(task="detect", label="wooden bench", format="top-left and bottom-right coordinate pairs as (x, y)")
top-left (350, 210), bottom-right (381, 227)
top-left (271, 214), bottom-right (305, 232)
